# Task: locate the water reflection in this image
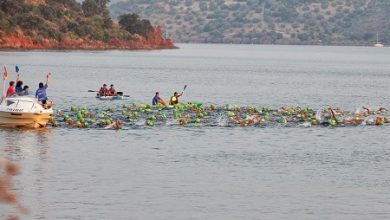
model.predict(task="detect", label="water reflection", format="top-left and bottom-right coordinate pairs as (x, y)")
top-left (0, 128), bottom-right (53, 219)
top-left (1, 128), bottom-right (51, 162)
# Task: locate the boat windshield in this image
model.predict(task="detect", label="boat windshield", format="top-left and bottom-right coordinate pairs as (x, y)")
top-left (4, 99), bottom-right (35, 111)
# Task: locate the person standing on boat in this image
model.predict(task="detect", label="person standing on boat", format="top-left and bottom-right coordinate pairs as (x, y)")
top-left (97, 84), bottom-right (110, 96)
top-left (169, 91), bottom-right (182, 105)
top-left (35, 73), bottom-right (50, 107)
top-left (109, 84), bottom-right (117, 96)
top-left (152, 92), bottom-right (166, 105)
top-left (6, 81), bottom-right (15, 97)
top-left (15, 81), bottom-right (24, 95)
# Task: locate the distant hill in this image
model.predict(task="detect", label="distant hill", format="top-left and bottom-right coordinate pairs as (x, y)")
top-left (110, 0), bottom-right (390, 46)
top-left (108, 0), bottom-right (125, 4)
top-left (76, 0), bottom-right (125, 4)
top-left (0, 0), bottom-right (174, 49)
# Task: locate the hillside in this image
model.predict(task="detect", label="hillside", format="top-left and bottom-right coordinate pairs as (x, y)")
top-left (0, 0), bottom-right (174, 49)
top-left (110, 0), bottom-right (390, 46)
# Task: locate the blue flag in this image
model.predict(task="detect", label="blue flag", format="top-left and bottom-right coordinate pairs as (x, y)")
top-left (15, 65), bottom-right (19, 73)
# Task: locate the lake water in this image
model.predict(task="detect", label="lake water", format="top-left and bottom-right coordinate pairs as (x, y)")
top-left (0, 44), bottom-right (389, 219)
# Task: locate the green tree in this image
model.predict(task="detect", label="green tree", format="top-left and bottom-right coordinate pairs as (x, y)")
top-left (82, 0), bottom-right (100, 16)
top-left (118, 13), bottom-right (153, 38)
top-left (0, 0), bottom-right (23, 16)
top-left (95, 0), bottom-right (110, 9)
top-left (82, 0), bottom-right (110, 16)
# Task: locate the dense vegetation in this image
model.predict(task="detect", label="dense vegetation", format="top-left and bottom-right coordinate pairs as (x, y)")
top-left (110, 0), bottom-right (390, 45)
top-left (0, 0), bottom-right (174, 49)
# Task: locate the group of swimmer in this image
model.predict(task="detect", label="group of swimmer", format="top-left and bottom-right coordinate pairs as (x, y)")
top-left (4, 72), bottom-right (51, 108)
top-left (97, 84), bottom-right (184, 106)
top-left (49, 103), bottom-right (389, 130)
top-left (232, 106), bottom-right (389, 127)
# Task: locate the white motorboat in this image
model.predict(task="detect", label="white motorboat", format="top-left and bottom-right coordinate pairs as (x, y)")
top-left (0, 96), bottom-right (53, 128)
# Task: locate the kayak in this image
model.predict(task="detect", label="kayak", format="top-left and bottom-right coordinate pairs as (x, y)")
top-left (96, 95), bottom-right (126, 100)
top-left (189, 102), bottom-right (203, 107)
top-left (166, 102), bottom-right (203, 109)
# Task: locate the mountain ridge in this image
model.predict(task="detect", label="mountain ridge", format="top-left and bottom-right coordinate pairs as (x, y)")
top-left (110, 0), bottom-right (390, 46)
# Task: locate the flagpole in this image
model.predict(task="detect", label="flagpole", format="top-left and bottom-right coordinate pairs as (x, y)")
top-left (2, 65), bottom-right (8, 101)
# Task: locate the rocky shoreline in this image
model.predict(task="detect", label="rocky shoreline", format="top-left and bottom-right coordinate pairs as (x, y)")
top-left (0, 35), bottom-right (176, 50)
top-left (0, 25), bottom-right (176, 50)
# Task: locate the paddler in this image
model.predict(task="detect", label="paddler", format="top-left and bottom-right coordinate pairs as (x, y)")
top-left (109, 84), bottom-right (117, 96)
top-left (152, 92), bottom-right (166, 105)
top-left (169, 91), bottom-right (182, 106)
top-left (35, 73), bottom-right (51, 108)
top-left (97, 84), bottom-right (110, 96)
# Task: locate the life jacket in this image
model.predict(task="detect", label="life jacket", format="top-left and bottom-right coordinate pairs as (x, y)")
top-left (169, 96), bottom-right (178, 105)
top-left (99, 87), bottom-right (110, 96)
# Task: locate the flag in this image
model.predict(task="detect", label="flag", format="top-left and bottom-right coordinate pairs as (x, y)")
top-left (3, 66), bottom-right (8, 81)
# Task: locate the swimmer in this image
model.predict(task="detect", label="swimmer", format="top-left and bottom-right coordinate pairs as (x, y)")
top-left (377, 107), bottom-right (388, 114)
top-left (104, 120), bottom-right (122, 130)
top-left (239, 114), bottom-right (261, 127)
top-left (362, 106), bottom-right (372, 114)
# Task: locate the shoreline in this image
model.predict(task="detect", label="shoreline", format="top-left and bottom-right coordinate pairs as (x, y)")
top-left (0, 46), bottom-right (179, 52)
top-left (0, 45), bottom-right (178, 51)
top-left (0, 35), bottom-right (177, 51)
top-left (1, 43), bottom-right (386, 51)
top-left (173, 42), bottom-right (386, 48)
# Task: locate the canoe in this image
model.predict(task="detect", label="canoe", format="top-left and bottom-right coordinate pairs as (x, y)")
top-left (96, 95), bottom-right (125, 100)
top-left (0, 96), bottom-right (53, 129)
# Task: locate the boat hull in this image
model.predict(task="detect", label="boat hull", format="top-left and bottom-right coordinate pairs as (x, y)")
top-left (96, 96), bottom-right (124, 100)
top-left (0, 111), bottom-right (52, 128)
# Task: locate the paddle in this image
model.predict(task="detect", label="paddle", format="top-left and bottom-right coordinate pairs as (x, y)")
top-left (181, 85), bottom-right (187, 95)
top-left (15, 65), bottom-right (20, 83)
top-left (116, 92), bottom-right (131, 97)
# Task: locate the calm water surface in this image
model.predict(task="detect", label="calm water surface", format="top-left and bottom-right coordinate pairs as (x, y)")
top-left (0, 44), bottom-right (389, 219)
